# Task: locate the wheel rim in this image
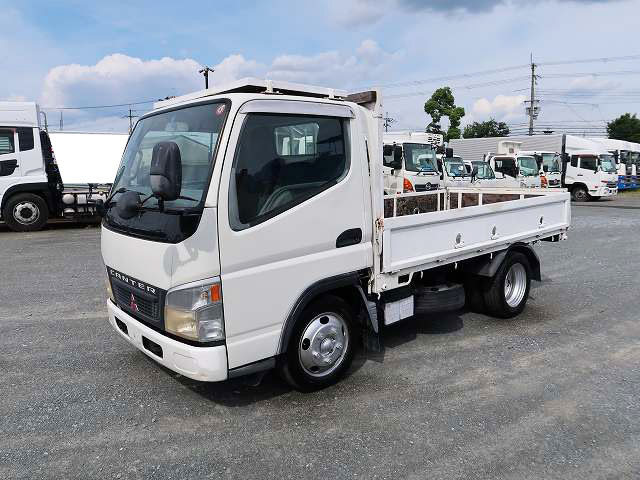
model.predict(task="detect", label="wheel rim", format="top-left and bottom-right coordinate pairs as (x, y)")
top-left (298, 312), bottom-right (349, 378)
top-left (13, 201), bottom-right (40, 225)
top-left (504, 263), bottom-right (527, 308)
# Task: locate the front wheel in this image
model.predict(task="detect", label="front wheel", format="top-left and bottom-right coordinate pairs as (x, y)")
top-left (3, 193), bottom-right (49, 232)
top-left (278, 295), bottom-right (355, 391)
top-left (571, 185), bottom-right (589, 202)
top-left (483, 252), bottom-right (532, 319)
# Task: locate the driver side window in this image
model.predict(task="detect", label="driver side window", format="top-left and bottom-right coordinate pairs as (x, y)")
top-left (231, 113), bottom-right (349, 230)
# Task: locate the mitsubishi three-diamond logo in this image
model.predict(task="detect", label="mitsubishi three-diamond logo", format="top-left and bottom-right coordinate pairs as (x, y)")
top-left (130, 293), bottom-right (139, 312)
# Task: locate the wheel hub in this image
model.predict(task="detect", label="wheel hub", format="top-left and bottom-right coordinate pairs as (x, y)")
top-left (504, 263), bottom-right (527, 308)
top-left (298, 313), bottom-right (348, 377)
top-left (13, 202), bottom-right (40, 225)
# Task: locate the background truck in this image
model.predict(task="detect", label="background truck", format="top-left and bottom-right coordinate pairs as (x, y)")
top-left (589, 137), bottom-right (640, 190)
top-left (101, 78), bottom-right (571, 391)
top-left (484, 140), bottom-right (542, 188)
top-left (383, 132), bottom-right (441, 193)
top-left (450, 134), bottom-right (618, 201)
top-left (0, 102), bottom-right (128, 231)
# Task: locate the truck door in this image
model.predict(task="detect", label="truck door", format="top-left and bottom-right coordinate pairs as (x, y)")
top-left (382, 144), bottom-right (398, 193)
top-left (578, 155), bottom-right (599, 190)
top-left (216, 100), bottom-right (369, 370)
top-left (0, 129), bottom-right (20, 201)
top-left (0, 129), bottom-right (19, 177)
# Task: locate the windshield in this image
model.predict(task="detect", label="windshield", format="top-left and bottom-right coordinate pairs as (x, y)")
top-left (600, 154), bottom-right (617, 173)
top-left (104, 101), bottom-right (228, 243)
top-left (472, 162), bottom-right (494, 180)
top-left (518, 156), bottom-right (539, 177)
top-left (403, 143), bottom-right (437, 173)
top-left (541, 153), bottom-right (561, 173)
top-left (445, 158), bottom-right (468, 177)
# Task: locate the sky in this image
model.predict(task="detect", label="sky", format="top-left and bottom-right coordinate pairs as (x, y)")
top-left (2, 0), bottom-right (640, 135)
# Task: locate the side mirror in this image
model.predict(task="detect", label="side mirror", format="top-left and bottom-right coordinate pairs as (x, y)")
top-left (95, 199), bottom-right (106, 217)
top-left (445, 147), bottom-right (453, 158)
top-left (150, 141), bottom-right (182, 201)
top-left (543, 165), bottom-right (549, 173)
top-left (471, 167), bottom-right (478, 183)
top-left (392, 145), bottom-right (403, 169)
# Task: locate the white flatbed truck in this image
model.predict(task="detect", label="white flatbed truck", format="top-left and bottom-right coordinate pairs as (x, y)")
top-left (100, 79), bottom-right (571, 391)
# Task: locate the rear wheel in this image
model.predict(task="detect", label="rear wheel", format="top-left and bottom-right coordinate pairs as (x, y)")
top-left (483, 252), bottom-right (532, 319)
top-left (278, 295), bottom-right (355, 391)
top-left (571, 185), bottom-right (589, 202)
top-left (3, 193), bottom-right (49, 232)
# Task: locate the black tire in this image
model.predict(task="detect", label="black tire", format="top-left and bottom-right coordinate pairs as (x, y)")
top-left (3, 193), bottom-right (49, 232)
top-left (483, 252), bottom-right (532, 319)
top-left (571, 185), bottom-right (589, 202)
top-left (278, 295), bottom-right (356, 391)
top-left (464, 277), bottom-right (487, 313)
top-left (414, 283), bottom-right (465, 314)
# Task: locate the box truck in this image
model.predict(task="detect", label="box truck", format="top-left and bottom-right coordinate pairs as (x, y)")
top-left (100, 79), bottom-right (570, 391)
top-left (0, 102), bottom-right (128, 231)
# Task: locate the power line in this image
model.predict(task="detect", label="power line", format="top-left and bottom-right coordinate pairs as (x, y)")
top-left (537, 54), bottom-right (640, 67)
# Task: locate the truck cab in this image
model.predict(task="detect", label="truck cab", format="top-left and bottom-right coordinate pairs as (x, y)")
top-left (563, 150), bottom-right (618, 201)
top-left (485, 141), bottom-right (542, 188)
top-left (439, 155), bottom-right (471, 187)
top-left (0, 102), bottom-right (63, 231)
top-left (469, 161), bottom-right (519, 188)
top-left (382, 137), bottom-right (440, 194)
top-left (519, 150), bottom-right (562, 188)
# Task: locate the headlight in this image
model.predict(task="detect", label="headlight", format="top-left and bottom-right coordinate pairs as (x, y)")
top-left (105, 270), bottom-right (115, 302)
top-left (164, 279), bottom-right (225, 342)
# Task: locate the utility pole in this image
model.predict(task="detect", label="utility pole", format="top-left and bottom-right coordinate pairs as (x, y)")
top-left (383, 112), bottom-right (396, 132)
top-left (59, 111), bottom-right (63, 131)
top-left (525, 54), bottom-right (539, 136)
top-left (122, 107), bottom-right (139, 135)
top-left (199, 66), bottom-right (215, 89)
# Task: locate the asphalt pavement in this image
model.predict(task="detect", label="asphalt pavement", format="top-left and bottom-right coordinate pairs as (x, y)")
top-left (1, 194), bottom-right (639, 479)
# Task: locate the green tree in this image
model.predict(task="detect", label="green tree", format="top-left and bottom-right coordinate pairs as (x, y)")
top-left (463, 118), bottom-right (510, 138)
top-left (424, 87), bottom-right (465, 141)
top-left (607, 113), bottom-right (640, 143)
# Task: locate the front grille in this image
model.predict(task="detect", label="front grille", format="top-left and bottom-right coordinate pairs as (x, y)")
top-left (548, 179), bottom-right (560, 186)
top-left (113, 284), bottom-right (159, 321)
top-left (606, 182), bottom-right (617, 188)
top-left (415, 182), bottom-right (438, 192)
top-left (106, 267), bottom-right (165, 328)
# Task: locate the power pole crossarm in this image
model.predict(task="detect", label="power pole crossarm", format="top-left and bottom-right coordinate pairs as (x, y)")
top-left (199, 66), bottom-right (215, 89)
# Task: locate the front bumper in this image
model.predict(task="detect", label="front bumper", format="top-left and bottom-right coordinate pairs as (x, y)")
top-left (591, 186), bottom-right (618, 197)
top-left (107, 300), bottom-right (228, 382)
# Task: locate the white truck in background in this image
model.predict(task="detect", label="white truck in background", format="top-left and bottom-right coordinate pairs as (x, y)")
top-left (0, 102), bottom-right (128, 231)
top-left (383, 132), bottom-right (442, 193)
top-left (100, 78), bottom-right (571, 391)
top-left (450, 134), bottom-right (618, 201)
top-left (588, 137), bottom-right (640, 190)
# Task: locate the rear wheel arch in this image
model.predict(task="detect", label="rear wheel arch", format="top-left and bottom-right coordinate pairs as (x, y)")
top-left (460, 244), bottom-right (540, 282)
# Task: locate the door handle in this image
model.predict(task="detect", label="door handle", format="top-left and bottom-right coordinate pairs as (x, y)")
top-left (336, 228), bottom-right (362, 248)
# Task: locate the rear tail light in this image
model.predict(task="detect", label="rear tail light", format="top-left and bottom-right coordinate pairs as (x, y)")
top-left (403, 178), bottom-right (414, 193)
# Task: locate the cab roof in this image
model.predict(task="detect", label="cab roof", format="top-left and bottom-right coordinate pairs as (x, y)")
top-left (153, 78), bottom-right (350, 111)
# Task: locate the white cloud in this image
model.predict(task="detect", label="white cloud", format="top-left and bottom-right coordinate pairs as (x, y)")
top-left (472, 94), bottom-right (526, 120)
top-left (37, 40), bottom-right (401, 131)
top-left (41, 54), bottom-right (203, 107)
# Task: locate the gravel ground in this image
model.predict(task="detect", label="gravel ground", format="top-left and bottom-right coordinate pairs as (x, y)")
top-left (1, 194), bottom-right (639, 479)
